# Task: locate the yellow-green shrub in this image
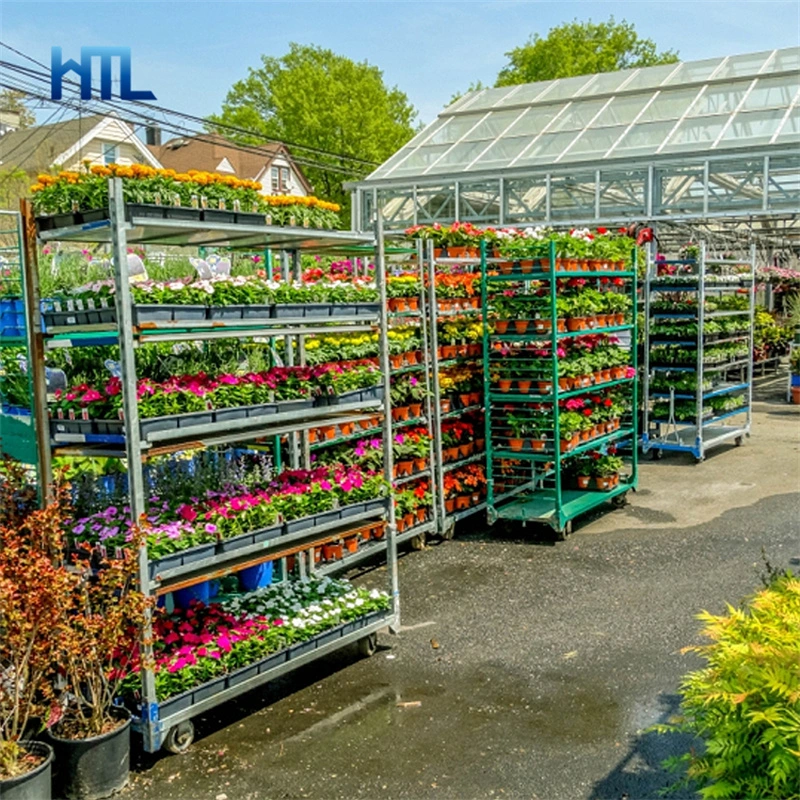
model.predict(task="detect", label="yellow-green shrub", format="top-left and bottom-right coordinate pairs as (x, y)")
top-left (659, 574), bottom-right (800, 799)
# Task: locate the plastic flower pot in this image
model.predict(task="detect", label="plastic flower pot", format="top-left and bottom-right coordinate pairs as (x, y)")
top-left (339, 422), bottom-right (355, 436)
top-left (239, 560), bottom-right (274, 591)
top-left (407, 297), bottom-right (419, 311)
top-left (402, 513), bottom-right (415, 530)
top-left (46, 707), bottom-right (131, 800)
top-left (390, 355), bottom-right (404, 368)
top-left (792, 386), bottom-right (800, 405)
top-left (498, 379), bottom-right (513, 392)
top-left (321, 426), bottom-right (336, 440)
top-left (345, 536), bottom-right (360, 554)
top-left (173, 581), bottom-right (211, 609)
top-left (442, 345), bottom-right (457, 359)
top-left (359, 418), bottom-right (373, 430)
top-left (322, 542), bottom-right (343, 561)
top-left (495, 320), bottom-right (510, 334)
top-left (396, 460), bottom-right (414, 476)
top-left (409, 403), bottom-right (422, 418)
top-left (444, 499), bottom-right (456, 514)
top-left (560, 438), bottom-right (574, 454)
top-left (396, 517), bottom-right (407, 532)
top-left (566, 318), bottom-right (583, 332)
top-left (538, 380), bottom-right (553, 394)
top-left (308, 428), bottom-right (318, 443)
top-left (455, 496), bottom-right (470, 510)
top-left (517, 380), bottom-right (532, 394)
top-left (441, 400), bottom-right (451, 413)
top-left (509, 438), bottom-right (525, 452)
top-left (595, 476), bottom-right (613, 491)
top-left (514, 319), bottom-right (529, 334)
top-left (414, 457), bottom-right (427, 472)
top-left (0, 741), bottom-right (54, 800)
top-left (499, 262), bottom-right (514, 275)
top-left (416, 508), bottom-right (427, 523)
top-left (576, 475), bottom-right (591, 489)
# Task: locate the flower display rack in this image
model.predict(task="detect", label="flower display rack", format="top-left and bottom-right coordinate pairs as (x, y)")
top-left (642, 243), bottom-right (755, 462)
top-left (480, 237), bottom-right (639, 537)
top-left (0, 209), bottom-right (41, 472)
top-left (21, 179), bottom-right (399, 754)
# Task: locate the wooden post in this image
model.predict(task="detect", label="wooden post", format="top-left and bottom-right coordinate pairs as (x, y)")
top-left (19, 199), bottom-right (53, 505)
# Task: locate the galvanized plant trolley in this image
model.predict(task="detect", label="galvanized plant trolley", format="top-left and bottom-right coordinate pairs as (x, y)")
top-left (481, 239), bottom-right (639, 537)
top-left (21, 179), bottom-right (400, 753)
top-left (642, 243), bottom-right (755, 462)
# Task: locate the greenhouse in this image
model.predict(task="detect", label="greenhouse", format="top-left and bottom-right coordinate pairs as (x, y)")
top-left (349, 46), bottom-right (800, 248)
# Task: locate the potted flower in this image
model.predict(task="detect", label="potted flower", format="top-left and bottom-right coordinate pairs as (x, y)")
top-left (507, 413), bottom-right (529, 452)
top-left (559, 412), bottom-right (583, 453)
top-left (593, 455), bottom-right (624, 490)
top-left (47, 535), bottom-right (148, 800)
top-left (574, 458), bottom-right (594, 490)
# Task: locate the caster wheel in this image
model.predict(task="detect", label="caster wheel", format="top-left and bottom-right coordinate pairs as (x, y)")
top-left (163, 720), bottom-right (195, 754)
top-left (409, 533), bottom-right (426, 551)
top-left (651, 449), bottom-right (663, 461)
top-left (556, 520), bottom-right (573, 540)
top-left (357, 633), bottom-right (377, 658)
top-left (612, 492), bottom-right (629, 509)
top-left (735, 436), bottom-right (743, 446)
top-left (440, 524), bottom-right (455, 541)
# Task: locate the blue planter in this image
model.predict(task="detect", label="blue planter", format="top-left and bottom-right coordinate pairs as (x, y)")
top-left (791, 374), bottom-right (800, 387)
top-left (239, 561), bottom-right (273, 592)
top-left (173, 581), bottom-right (211, 608)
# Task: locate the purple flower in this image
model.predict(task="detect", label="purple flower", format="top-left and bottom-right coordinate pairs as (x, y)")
top-left (205, 523), bottom-right (218, 534)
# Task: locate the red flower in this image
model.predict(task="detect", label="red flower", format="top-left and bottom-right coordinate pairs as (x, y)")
top-left (582, 408), bottom-right (593, 417)
top-left (597, 227), bottom-right (608, 235)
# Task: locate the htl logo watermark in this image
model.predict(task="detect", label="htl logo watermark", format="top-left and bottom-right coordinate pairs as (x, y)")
top-left (51, 47), bottom-right (156, 101)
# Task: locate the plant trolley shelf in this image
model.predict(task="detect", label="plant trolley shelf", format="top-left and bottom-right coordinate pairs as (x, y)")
top-left (642, 243), bottom-right (755, 462)
top-left (22, 179), bottom-right (400, 754)
top-left (480, 238), bottom-right (639, 537)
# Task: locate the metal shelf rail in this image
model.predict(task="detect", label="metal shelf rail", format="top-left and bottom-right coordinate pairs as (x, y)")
top-left (22, 180), bottom-right (400, 753)
top-left (642, 243), bottom-right (755, 462)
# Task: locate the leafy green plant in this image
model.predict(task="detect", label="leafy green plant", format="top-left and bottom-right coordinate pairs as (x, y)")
top-left (655, 573), bottom-right (800, 799)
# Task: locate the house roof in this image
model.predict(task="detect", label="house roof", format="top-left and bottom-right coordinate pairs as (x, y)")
top-left (0, 114), bottom-right (109, 172)
top-left (149, 134), bottom-right (311, 192)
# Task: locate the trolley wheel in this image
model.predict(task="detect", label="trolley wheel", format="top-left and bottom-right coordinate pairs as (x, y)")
top-left (556, 520), bottom-right (573, 540)
top-left (357, 633), bottom-right (378, 658)
top-left (163, 720), bottom-right (195, 754)
top-left (651, 448), bottom-right (663, 461)
top-left (612, 491), bottom-right (629, 509)
top-left (440, 522), bottom-right (455, 541)
top-left (409, 533), bottom-right (426, 551)
top-left (735, 436), bottom-right (744, 447)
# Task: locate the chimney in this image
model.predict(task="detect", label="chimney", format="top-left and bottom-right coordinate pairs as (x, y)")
top-left (145, 124), bottom-right (162, 147)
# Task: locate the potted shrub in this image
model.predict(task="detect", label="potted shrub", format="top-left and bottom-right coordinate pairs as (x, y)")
top-left (0, 497), bottom-right (72, 800)
top-left (47, 537), bottom-right (148, 800)
top-left (507, 414), bottom-right (528, 452)
top-left (593, 455), bottom-right (623, 490)
top-left (574, 458), bottom-right (594, 490)
top-left (559, 412), bottom-right (583, 453)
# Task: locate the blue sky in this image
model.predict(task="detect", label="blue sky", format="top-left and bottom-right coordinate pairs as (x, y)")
top-left (2, 0), bottom-right (799, 127)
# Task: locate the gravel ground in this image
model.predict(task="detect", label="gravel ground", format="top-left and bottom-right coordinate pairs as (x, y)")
top-left (125, 376), bottom-right (799, 800)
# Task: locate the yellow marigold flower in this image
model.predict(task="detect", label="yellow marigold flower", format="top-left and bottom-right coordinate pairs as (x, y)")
top-left (30, 183), bottom-right (45, 193)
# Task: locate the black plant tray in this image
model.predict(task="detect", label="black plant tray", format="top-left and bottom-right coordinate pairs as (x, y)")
top-left (319, 385), bottom-right (384, 406)
top-left (217, 523), bottom-right (283, 554)
top-left (208, 306), bottom-right (245, 320)
top-left (36, 212), bottom-right (80, 232)
top-left (134, 304), bottom-right (208, 324)
top-left (42, 306), bottom-right (117, 328)
top-left (148, 542), bottom-right (217, 582)
top-left (50, 418), bottom-right (94, 436)
top-left (202, 209), bottom-right (236, 225)
top-left (272, 303), bottom-right (334, 319)
top-left (234, 212), bottom-right (266, 227)
top-left (163, 207), bottom-right (203, 222)
top-left (126, 204), bottom-right (166, 221)
top-left (282, 498), bottom-right (388, 535)
top-left (241, 305), bottom-right (274, 320)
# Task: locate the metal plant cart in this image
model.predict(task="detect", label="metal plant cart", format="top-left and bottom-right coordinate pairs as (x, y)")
top-left (22, 179), bottom-right (400, 753)
top-left (424, 241), bottom-right (487, 539)
top-left (642, 243), bottom-right (755, 462)
top-left (481, 240), bottom-right (639, 537)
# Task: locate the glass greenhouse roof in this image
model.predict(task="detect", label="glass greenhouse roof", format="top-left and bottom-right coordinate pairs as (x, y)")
top-left (367, 47), bottom-right (800, 181)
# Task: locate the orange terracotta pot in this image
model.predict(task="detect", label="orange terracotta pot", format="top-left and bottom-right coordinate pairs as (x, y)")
top-left (509, 438), bottom-right (525, 452)
top-left (495, 320), bottom-right (510, 334)
top-left (538, 380), bottom-right (553, 394)
top-left (518, 380), bottom-right (532, 394)
top-left (577, 475), bottom-right (591, 489)
top-left (514, 319), bottom-right (529, 334)
top-left (445, 499), bottom-right (456, 514)
top-left (409, 403), bottom-right (422, 418)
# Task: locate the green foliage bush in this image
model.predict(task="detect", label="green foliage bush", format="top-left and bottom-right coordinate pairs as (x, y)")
top-left (658, 573), bottom-right (800, 799)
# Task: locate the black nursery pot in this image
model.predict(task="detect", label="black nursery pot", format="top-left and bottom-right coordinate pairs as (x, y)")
top-left (45, 709), bottom-right (131, 800)
top-left (0, 741), bottom-right (54, 800)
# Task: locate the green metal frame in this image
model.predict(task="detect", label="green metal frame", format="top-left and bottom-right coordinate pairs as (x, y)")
top-left (481, 238), bottom-right (639, 535)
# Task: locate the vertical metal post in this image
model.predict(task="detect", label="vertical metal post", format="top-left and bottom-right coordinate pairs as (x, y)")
top-left (630, 245), bottom-right (640, 485)
top-left (548, 238), bottom-right (562, 529)
top-left (375, 211), bottom-right (399, 631)
top-left (746, 243), bottom-right (756, 433)
top-left (416, 239), bottom-right (438, 535)
top-left (498, 177), bottom-right (505, 226)
top-left (19, 200), bottom-right (52, 502)
top-left (642, 236), bottom-right (653, 449)
top-left (280, 250), bottom-right (299, 469)
top-left (109, 178), bottom-right (158, 751)
top-left (427, 240), bottom-right (446, 530)
top-left (762, 155), bottom-right (770, 211)
top-left (481, 240), bottom-right (493, 520)
top-left (696, 242), bottom-right (707, 459)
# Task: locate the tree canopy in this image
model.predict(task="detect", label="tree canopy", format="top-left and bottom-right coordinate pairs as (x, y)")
top-left (496, 17), bottom-right (678, 86)
top-left (208, 43), bottom-right (418, 220)
top-left (0, 90), bottom-right (35, 128)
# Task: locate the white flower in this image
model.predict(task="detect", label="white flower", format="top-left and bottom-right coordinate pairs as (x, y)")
top-left (355, 597), bottom-right (364, 607)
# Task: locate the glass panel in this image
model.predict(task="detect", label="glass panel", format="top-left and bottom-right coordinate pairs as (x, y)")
top-left (457, 86), bottom-right (518, 112)
top-left (712, 50), bottom-right (774, 79)
top-left (767, 154), bottom-right (800, 209)
top-left (562, 125), bottom-right (628, 160)
top-left (575, 68), bottom-right (639, 97)
top-left (378, 188), bottom-right (415, 229)
top-left (598, 169), bottom-right (647, 217)
top-left (415, 184), bottom-right (456, 223)
top-left (776, 106), bottom-right (800, 140)
top-left (505, 175), bottom-right (548, 222)
top-left (687, 84), bottom-right (749, 117)
top-left (426, 140), bottom-right (493, 172)
top-left (549, 173), bottom-right (597, 220)
top-left (549, 99), bottom-right (609, 131)
top-left (654, 165), bottom-right (705, 215)
top-left (762, 47), bottom-right (800, 74)
top-left (514, 131), bottom-right (583, 164)
top-left (461, 109), bottom-right (526, 140)
top-left (639, 88), bottom-right (704, 122)
top-left (467, 136), bottom-right (534, 170)
top-left (536, 74), bottom-right (599, 102)
top-left (661, 115), bottom-right (729, 152)
top-left (503, 105), bottom-right (568, 137)
top-left (662, 57), bottom-right (725, 85)
top-left (498, 80), bottom-right (557, 107)
top-left (610, 120), bottom-right (676, 156)
top-left (621, 63), bottom-right (681, 92)
top-left (706, 159), bottom-right (765, 211)
top-left (360, 189), bottom-right (374, 231)
top-left (716, 108), bottom-right (788, 147)
top-left (426, 115), bottom-right (488, 145)
top-left (741, 76), bottom-right (799, 111)
top-left (459, 180), bottom-right (501, 223)
top-left (590, 94), bottom-right (653, 127)
top-left (388, 144), bottom-right (453, 176)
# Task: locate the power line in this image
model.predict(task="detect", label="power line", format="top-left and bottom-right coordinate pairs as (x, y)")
top-left (0, 43), bottom-right (381, 168)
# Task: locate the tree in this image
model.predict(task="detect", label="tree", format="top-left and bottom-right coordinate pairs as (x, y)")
top-left (496, 18), bottom-right (678, 86)
top-left (0, 90), bottom-right (35, 129)
top-left (208, 43), bottom-right (419, 223)
top-left (447, 80), bottom-right (488, 108)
